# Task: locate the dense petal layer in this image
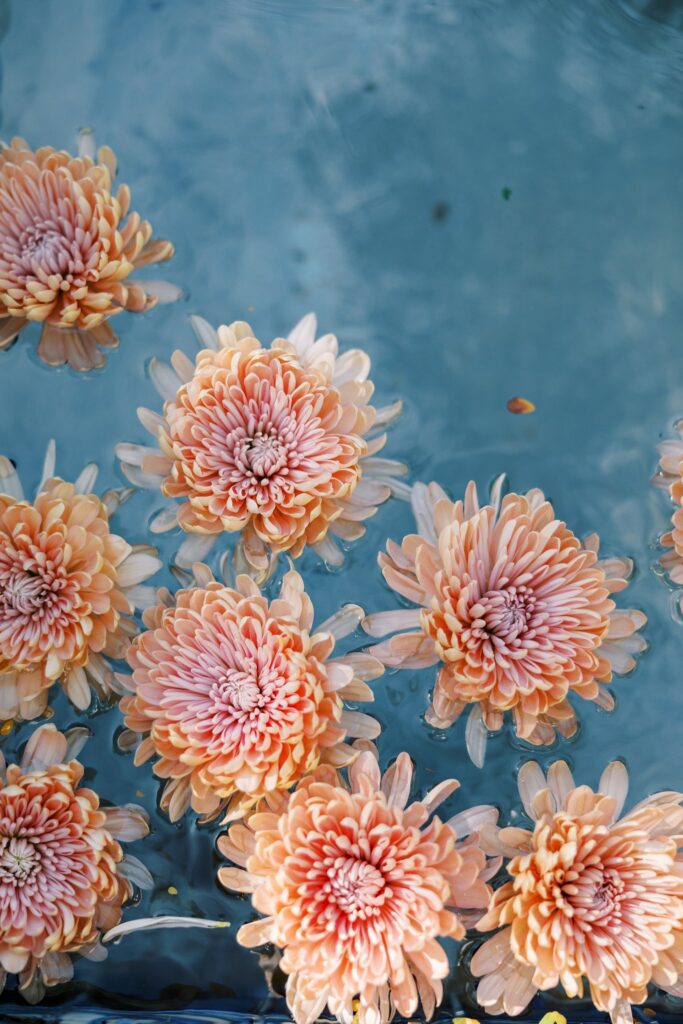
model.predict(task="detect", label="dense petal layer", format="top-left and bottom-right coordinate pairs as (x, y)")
top-left (117, 314), bottom-right (406, 576)
top-left (220, 744), bottom-right (496, 1024)
top-left (0, 445), bottom-right (160, 719)
top-left (0, 136), bottom-right (174, 371)
top-left (473, 761), bottom-right (683, 1022)
top-left (120, 566), bottom-right (382, 821)
top-left (366, 480), bottom-right (646, 760)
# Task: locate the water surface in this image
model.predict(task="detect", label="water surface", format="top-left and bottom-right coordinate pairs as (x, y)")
top-left (1, 0), bottom-right (683, 1019)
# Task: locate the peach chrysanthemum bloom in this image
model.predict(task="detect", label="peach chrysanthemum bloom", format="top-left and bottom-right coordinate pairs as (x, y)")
top-left (653, 422), bottom-right (683, 583)
top-left (0, 723), bottom-right (151, 1003)
top-left (0, 132), bottom-right (177, 371)
top-left (117, 564), bottom-right (383, 822)
top-left (471, 760), bottom-right (683, 1024)
top-left (218, 742), bottom-right (499, 1024)
top-left (0, 440), bottom-right (162, 720)
top-left (116, 313), bottom-right (407, 580)
top-left (364, 478), bottom-right (646, 766)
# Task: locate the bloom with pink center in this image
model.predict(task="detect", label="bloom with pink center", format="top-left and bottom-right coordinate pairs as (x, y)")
top-left (653, 421), bottom-right (683, 585)
top-left (471, 760), bottom-right (683, 1024)
top-left (116, 313), bottom-right (407, 579)
top-left (117, 564), bottom-right (383, 822)
top-left (364, 478), bottom-right (646, 765)
top-left (0, 441), bottom-right (162, 720)
top-left (0, 723), bottom-right (151, 1003)
top-left (218, 742), bottom-right (499, 1024)
top-left (0, 133), bottom-right (177, 371)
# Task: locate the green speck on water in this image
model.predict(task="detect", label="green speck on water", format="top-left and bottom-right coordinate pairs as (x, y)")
top-left (501, 186), bottom-right (512, 201)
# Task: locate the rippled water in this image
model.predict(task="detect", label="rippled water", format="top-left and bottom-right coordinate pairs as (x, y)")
top-left (1, 0), bottom-right (683, 1020)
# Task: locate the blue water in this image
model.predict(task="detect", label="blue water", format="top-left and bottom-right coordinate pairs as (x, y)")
top-left (1, 0), bottom-right (683, 1020)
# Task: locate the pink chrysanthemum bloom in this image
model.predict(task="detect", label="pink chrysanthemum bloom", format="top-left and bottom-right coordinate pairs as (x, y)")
top-left (117, 564), bottom-right (383, 822)
top-left (364, 479), bottom-right (646, 765)
top-left (116, 313), bottom-right (407, 580)
top-left (219, 742), bottom-right (499, 1024)
top-left (0, 440), bottom-right (162, 720)
top-left (0, 132), bottom-right (177, 371)
top-left (471, 760), bottom-right (683, 1024)
top-left (0, 722), bottom-right (151, 1003)
top-left (654, 423), bottom-right (683, 583)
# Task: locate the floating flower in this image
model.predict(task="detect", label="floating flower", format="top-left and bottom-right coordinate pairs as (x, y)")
top-left (364, 479), bottom-right (646, 765)
top-left (116, 313), bottom-right (407, 579)
top-left (0, 132), bottom-right (177, 371)
top-left (0, 723), bottom-right (151, 1002)
top-left (471, 760), bottom-right (683, 1024)
top-left (219, 742), bottom-right (499, 1024)
top-left (654, 423), bottom-right (683, 583)
top-left (0, 440), bottom-right (162, 720)
top-left (117, 564), bottom-right (383, 822)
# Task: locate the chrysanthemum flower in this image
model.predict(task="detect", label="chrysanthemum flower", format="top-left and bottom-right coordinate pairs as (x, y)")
top-left (116, 313), bottom-right (406, 579)
top-left (117, 564), bottom-right (383, 822)
top-left (0, 440), bottom-right (162, 720)
top-left (219, 742), bottom-right (499, 1024)
top-left (654, 423), bottom-right (683, 583)
top-left (364, 479), bottom-right (646, 765)
top-left (0, 132), bottom-right (177, 371)
top-left (0, 722), bottom-right (151, 1003)
top-left (471, 760), bottom-right (683, 1024)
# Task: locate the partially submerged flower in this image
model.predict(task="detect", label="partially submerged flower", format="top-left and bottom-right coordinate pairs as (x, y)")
top-left (0, 440), bottom-right (162, 720)
top-left (364, 479), bottom-right (646, 765)
top-left (0, 132), bottom-right (177, 371)
top-left (219, 742), bottom-right (499, 1024)
top-left (116, 313), bottom-right (406, 579)
top-left (118, 564), bottom-right (383, 822)
top-left (0, 723), bottom-right (151, 1002)
top-left (471, 760), bottom-right (683, 1024)
top-left (654, 423), bottom-right (683, 583)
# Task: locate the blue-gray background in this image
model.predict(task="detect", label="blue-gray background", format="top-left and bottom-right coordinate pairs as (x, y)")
top-left (0, 0), bottom-right (682, 1019)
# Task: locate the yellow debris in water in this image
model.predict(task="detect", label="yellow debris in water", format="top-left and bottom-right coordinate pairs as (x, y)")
top-left (538, 1013), bottom-right (568, 1024)
top-left (167, 886), bottom-right (178, 896)
top-left (507, 396), bottom-right (536, 414)
top-left (0, 720), bottom-right (13, 736)
top-left (136, 790), bottom-right (145, 798)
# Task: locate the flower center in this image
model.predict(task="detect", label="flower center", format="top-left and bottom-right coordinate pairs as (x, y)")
top-left (212, 669), bottom-right (263, 713)
top-left (0, 836), bottom-right (41, 885)
top-left (564, 864), bottom-right (625, 921)
top-left (325, 857), bottom-right (387, 918)
top-left (236, 427), bottom-right (290, 481)
top-left (17, 222), bottom-right (77, 278)
top-left (474, 585), bottom-right (536, 643)
top-left (0, 569), bottom-right (50, 616)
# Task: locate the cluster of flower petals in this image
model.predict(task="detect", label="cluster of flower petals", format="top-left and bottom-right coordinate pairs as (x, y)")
top-left (117, 564), bottom-right (382, 822)
top-left (0, 128), bottom-right (671, 1024)
top-left (0, 723), bottom-right (150, 1003)
top-left (0, 441), bottom-right (161, 720)
top-left (471, 759), bottom-right (683, 1024)
top-left (364, 477), bottom-right (646, 765)
top-left (116, 313), bottom-right (407, 578)
top-left (0, 133), bottom-right (176, 371)
top-left (654, 422), bottom-right (683, 584)
top-left (219, 741), bottom-right (499, 1024)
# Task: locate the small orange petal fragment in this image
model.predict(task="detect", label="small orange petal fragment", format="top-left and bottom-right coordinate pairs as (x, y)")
top-left (507, 396), bottom-right (535, 414)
